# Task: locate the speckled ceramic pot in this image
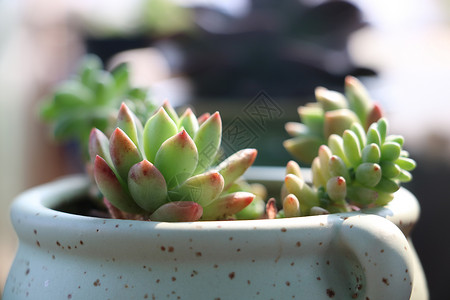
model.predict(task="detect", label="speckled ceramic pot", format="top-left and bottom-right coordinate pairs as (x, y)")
top-left (4, 171), bottom-right (423, 300)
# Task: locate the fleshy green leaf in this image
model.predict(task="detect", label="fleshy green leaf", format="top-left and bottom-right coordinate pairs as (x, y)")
top-left (94, 156), bottom-right (143, 213)
top-left (283, 194), bottom-right (301, 217)
top-left (109, 128), bottom-right (142, 181)
top-left (179, 108), bottom-right (199, 138)
top-left (168, 171), bottom-right (224, 207)
top-left (324, 109), bottom-right (359, 138)
top-left (154, 130), bottom-right (198, 188)
top-left (149, 201), bottom-right (203, 222)
top-left (343, 130), bottom-right (362, 167)
top-left (143, 107), bottom-right (178, 162)
top-left (214, 148), bottom-right (257, 190)
top-left (128, 160), bottom-right (168, 212)
top-left (201, 192), bottom-right (254, 220)
top-left (193, 112), bottom-right (221, 174)
top-left (355, 163), bottom-right (382, 187)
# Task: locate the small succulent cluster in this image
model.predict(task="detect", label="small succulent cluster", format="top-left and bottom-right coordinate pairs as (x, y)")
top-left (40, 55), bottom-right (156, 158)
top-left (284, 76), bottom-right (383, 164)
top-left (89, 102), bottom-right (257, 222)
top-left (279, 111), bottom-right (416, 217)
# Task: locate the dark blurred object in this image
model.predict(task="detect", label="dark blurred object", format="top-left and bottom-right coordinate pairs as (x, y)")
top-left (164, 0), bottom-right (375, 98)
top-left (85, 37), bottom-right (151, 65)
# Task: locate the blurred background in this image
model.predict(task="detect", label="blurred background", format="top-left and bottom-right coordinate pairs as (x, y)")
top-left (1, 0), bottom-right (450, 298)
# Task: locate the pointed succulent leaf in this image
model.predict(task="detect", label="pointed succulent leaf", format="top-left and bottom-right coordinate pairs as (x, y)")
top-left (94, 156), bottom-right (143, 213)
top-left (201, 192), bottom-right (254, 220)
top-left (168, 171), bottom-right (224, 207)
top-left (89, 128), bottom-right (111, 165)
top-left (366, 124), bottom-right (381, 146)
top-left (110, 128), bottom-right (142, 181)
top-left (111, 63), bottom-right (130, 95)
top-left (395, 157), bottom-right (416, 171)
top-left (361, 143), bottom-right (381, 164)
top-left (343, 130), bottom-right (362, 167)
top-left (377, 118), bottom-right (388, 143)
top-left (375, 177), bottom-right (400, 194)
top-left (380, 142), bottom-right (401, 161)
top-left (285, 160), bottom-right (303, 179)
top-left (350, 123), bottom-right (367, 148)
top-left (215, 148), bottom-right (257, 190)
top-left (298, 106), bottom-right (324, 136)
top-left (345, 76), bottom-right (372, 125)
top-left (143, 107), bottom-right (178, 162)
top-left (285, 122), bottom-right (309, 137)
top-left (149, 201), bottom-right (203, 222)
top-left (396, 169), bottom-right (412, 182)
top-left (380, 161), bottom-right (401, 178)
top-left (315, 87), bottom-right (348, 111)
top-left (355, 163), bottom-right (382, 187)
top-left (285, 174), bottom-right (319, 212)
top-left (328, 134), bottom-right (349, 166)
top-left (318, 145), bottom-right (332, 181)
top-left (284, 136), bottom-right (324, 164)
top-left (179, 108), bottom-right (199, 138)
top-left (193, 112), bottom-right (221, 174)
top-left (117, 103), bottom-right (139, 146)
top-left (326, 176), bottom-right (347, 202)
top-left (329, 155), bottom-right (350, 181)
top-left (324, 109), bottom-right (359, 138)
top-left (155, 130), bottom-right (198, 188)
top-left (197, 112), bottom-right (211, 125)
top-left (312, 157), bottom-right (326, 188)
top-left (283, 194), bottom-right (301, 217)
top-left (128, 160), bottom-right (168, 212)
top-left (162, 100), bottom-right (179, 124)
top-left (365, 103), bottom-right (383, 130)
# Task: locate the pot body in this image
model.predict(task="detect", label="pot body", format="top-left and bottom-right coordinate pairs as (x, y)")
top-left (3, 173), bottom-right (425, 299)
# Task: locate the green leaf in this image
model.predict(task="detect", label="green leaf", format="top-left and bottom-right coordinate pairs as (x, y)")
top-left (380, 142), bottom-right (401, 161)
top-left (109, 128), bottom-right (142, 181)
top-left (154, 130), bottom-right (198, 188)
top-left (89, 128), bottom-right (112, 165)
top-left (355, 163), bottom-right (382, 187)
top-left (193, 112), bottom-right (221, 174)
top-left (201, 192), bottom-right (254, 220)
top-left (328, 155), bottom-right (350, 181)
top-left (128, 160), bottom-right (168, 212)
top-left (328, 134), bottom-right (350, 166)
top-left (395, 157), bottom-right (416, 171)
top-left (179, 108), bottom-right (199, 138)
top-left (94, 156), bottom-right (143, 214)
top-left (380, 161), bottom-right (401, 178)
top-left (345, 76), bottom-right (372, 125)
top-left (361, 143), bottom-right (381, 163)
top-left (283, 194), bottom-right (301, 217)
top-left (149, 202), bottom-right (203, 222)
top-left (168, 171), bottom-right (224, 207)
top-left (284, 174), bottom-right (319, 213)
top-left (143, 107), bottom-right (178, 162)
top-left (116, 103), bottom-right (139, 146)
top-left (284, 135), bottom-right (324, 164)
top-left (326, 176), bottom-right (347, 202)
top-left (315, 87), bottom-right (348, 111)
top-left (324, 109), bottom-right (359, 138)
top-left (366, 124), bottom-right (381, 146)
top-left (343, 130), bottom-right (362, 167)
top-left (298, 106), bottom-right (325, 136)
top-left (214, 149), bottom-right (257, 190)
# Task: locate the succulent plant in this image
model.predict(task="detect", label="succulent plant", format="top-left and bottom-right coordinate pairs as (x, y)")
top-left (89, 102), bottom-right (257, 222)
top-left (284, 76), bottom-right (383, 164)
top-left (40, 54), bottom-right (156, 159)
top-left (280, 117), bottom-right (416, 216)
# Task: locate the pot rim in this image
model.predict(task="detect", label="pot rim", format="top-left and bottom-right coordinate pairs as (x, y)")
top-left (10, 166), bottom-right (420, 234)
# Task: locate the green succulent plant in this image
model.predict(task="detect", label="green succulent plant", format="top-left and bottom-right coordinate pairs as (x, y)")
top-left (89, 102), bottom-right (257, 222)
top-left (40, 54), bottom-right (156, 159)
top-left (284, 76), bottom-right (383, 164)
top-left (279, 117), bottom-right (416, 217)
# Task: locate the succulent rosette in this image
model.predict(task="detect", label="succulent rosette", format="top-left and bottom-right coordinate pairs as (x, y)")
top-left (89, 102), bottom-right (257, 222)
top-left (40, 54), bottom-right (156, 158)
top-left (280, 117), bottom-right (416, 216)
top-left (284, 76), bottom-right (383, 164)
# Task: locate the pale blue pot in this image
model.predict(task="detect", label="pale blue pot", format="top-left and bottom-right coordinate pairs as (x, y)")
top-left (3, 167), bottom-right (427, 299)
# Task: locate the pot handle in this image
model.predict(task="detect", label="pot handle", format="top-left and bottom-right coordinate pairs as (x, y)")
top-left (338, 214), bottom-right (414, 299)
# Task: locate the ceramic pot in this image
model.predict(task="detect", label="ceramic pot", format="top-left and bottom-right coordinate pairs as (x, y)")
top-left (3, 169), bottom-right (424, 300)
